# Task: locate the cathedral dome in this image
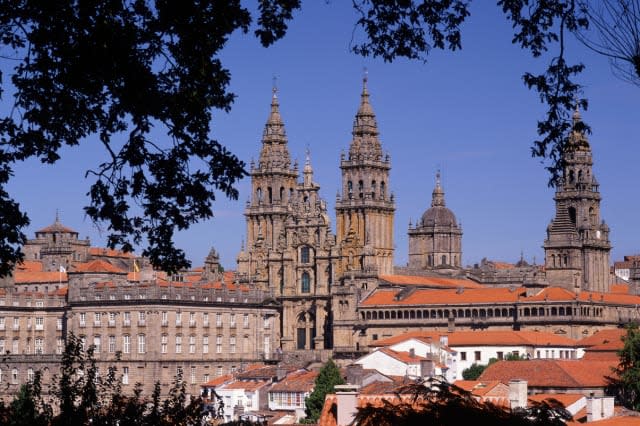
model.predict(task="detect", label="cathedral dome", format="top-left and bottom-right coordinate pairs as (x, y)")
top-left (421, 205), bottom-right (457, 227)
top-left (419, 172), bottom-right (458, 228)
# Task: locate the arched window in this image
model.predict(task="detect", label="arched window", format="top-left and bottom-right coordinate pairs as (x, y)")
top-left (268, 187), bottom-right (273, 204)
top-left (347, 181), bottom-right (353, 199)
top-left (441, 255), bottom-right (447, 265)
top-left (569, 169), bottom-right (575, 183)
top-left (301, 246), bottom-right (310, 263)
top-left (280, 187), bottom-right (285, 202)
top-left (568, 207), bottom-right (576, 225)
top-left (371, 180), bottom-right (377, 199)
top-left (256, 187), bottom-right (263, 202)
top-left (380, 181), bottom-right (386, 198)
top-left (301, 272), bottom-right (310, 293)
top-left (358, 180), bottom-right (364, 199)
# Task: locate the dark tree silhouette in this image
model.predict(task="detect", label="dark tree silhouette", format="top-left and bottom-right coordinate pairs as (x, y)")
top-left (0, 1), bottom-right (631, 274)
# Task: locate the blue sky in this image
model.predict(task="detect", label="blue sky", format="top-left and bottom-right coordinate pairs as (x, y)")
top-left (6, 2), bottom-right (639, 270)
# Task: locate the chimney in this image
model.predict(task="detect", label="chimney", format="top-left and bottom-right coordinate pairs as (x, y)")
top-left (508, 380), bottom-right (528, 411)
top-left (587, 396), bottom-right (602, 422)
top-left (276, 367), bottom-right (287, 382)
top-left (409, 348), bottom-right (416, 358)
top-left (420, 360), bottom-right (435, 378)
top-left (335, 384), bottom-right (360, 426)
top-left (439, 335), bottom-right (449, 347)
top-left (601, 397), bottom-right (614, 420)
top-left (346, 364), bottom-right (364, 387)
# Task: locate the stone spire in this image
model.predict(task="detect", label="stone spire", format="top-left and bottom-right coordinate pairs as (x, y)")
top-left (349, 74), bottom-right (382, 161)
top-left (432, 171), bottom-right (445, 207)
top-left (567, 103), bottom-right (590, 152)
top-left (258, 87), bottom-right (292, 171)
top-left (303, 147), bottom-right (313, 187)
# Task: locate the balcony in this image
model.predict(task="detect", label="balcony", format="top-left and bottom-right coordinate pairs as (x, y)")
top-left (161, 320), bottom-right (169, 327)
top-left (189, 321), bottom-right (197, 328)
top-left (138, 320), bottom-right (146, 327)
top-left (123, 320), bottom-right (131, 327)
top-left (108, 320), bottom-right (116, 327)
top-left (35, 324), bottom-right (44, 331)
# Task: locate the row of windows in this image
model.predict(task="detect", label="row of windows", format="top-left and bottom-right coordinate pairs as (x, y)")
top-left (362, 305), bottom-right (581, 321)
top-left (0, 316), bottom-right (62, 330)
top-left (269, 391), bottom-right (304, 408)
top-left (78, 334), bottom-right (272, 356)
top-left (459, 349), bottom-right (576, 362)
top-left (255, 186), bottom-right (294, 204)
top-left (77, 293), bottom-right (250, 303)
top-left (346, 180), bottom-right (386, 200)
top-left (78, 312), bottom-right (265, 328)
top-left (0, 337), bottom-right (64, 355)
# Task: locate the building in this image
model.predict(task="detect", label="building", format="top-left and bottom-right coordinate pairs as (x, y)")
top-left (0, 78), bottom-right (637, 401)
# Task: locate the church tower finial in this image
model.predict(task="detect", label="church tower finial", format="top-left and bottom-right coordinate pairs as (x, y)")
top-left (432, 170), bottom-right (445, 207)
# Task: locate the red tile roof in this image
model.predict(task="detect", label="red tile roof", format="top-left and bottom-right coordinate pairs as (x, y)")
top-left (89, 247), bottom-right (135, 258)
top-left (73, 260), bottom-right (125, 274)
top-left (270, 370), bottom-right (317, 392)
top-left (222, 380), bottom-right (269, 391)
top-left (14, 271), bottom-right (67, 283)
top-left (479, 359), bottom-right (616, 388)
top-left (377, 347), bottom-right (426, 363)
top-left (580, 329), bottom-right (627, 349)
top-left (379, 274), bottom-right (483, 289)
top-left (36, 221), bottom-right (77, 234)
top-left (16, 261), bottom-right (43, 272)
top-left (371, 330), bottom-right (577, 348)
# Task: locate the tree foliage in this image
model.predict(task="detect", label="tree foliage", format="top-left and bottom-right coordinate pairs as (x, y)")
top-left (0, 1), bottom-right (634, 274)
top-left (462, 363), bottom-right (487, 380)
top-left (303, 359), bottom-right (345, 423)
top-left (354, 378), bottom-right (571, 426)
top-left (1, 333), bottom-right (205, 425)
top-left (607, 323), bottom-right (640, 410)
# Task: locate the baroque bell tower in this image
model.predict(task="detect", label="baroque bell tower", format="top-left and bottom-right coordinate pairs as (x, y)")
top-left (335, 75), bottom-right (395, 275)
top-left (237, 87), bottom-right (298, 289)
top-left (544, 106), bottom-right (611, 293)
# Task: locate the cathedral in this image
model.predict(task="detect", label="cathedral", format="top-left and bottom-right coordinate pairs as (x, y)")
top-left (234, 76), bottom-right (637, 355)
top-left (0, 77), bottom-right (637, 399)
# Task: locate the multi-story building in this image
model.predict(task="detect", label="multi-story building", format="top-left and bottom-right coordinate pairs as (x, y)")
top-left (0, 78), bottom-right (637, 399)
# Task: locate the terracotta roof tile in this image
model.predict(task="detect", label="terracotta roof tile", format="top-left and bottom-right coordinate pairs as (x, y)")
top-left (371, 330), bottom-right (577, 348)
top-left (222, 380), bottom-right (269, 391)
top-left (89, 247), bottom-right (135, 258)
top-left (528, 393), bottom-right (583, 407)
top-left (479, 359), bottom-right (616, 388)
top-left (361, 287), bottom-right (525, 306)
top-left (201, 374), bottom-right (234, 387)
top-left (36, 221), bottom-right (77, 234)
top-left (16, 261), bottom-right (43, 272)
top-left (379, 274), bottom-right (483, 289)
top-left (14, 271), bottom-right (67, 283)
top-left (270, 370), bottom-right (317, 392)
top-left (579, 329), bottom-right (626, 349)
top-left (73, 260), bottom-right (125, 274)
top-left (378, 347), bottom-right (426, 363)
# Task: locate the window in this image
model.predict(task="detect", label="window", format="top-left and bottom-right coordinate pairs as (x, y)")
top-left (161, 311), bottom-right (168, 326)
top-left (123, 335), bottom-right (130, 354)
top-left (190, 366), bottom-right (196, 384)
top-left (138, 334), bottom-right (145, 354)
top-left (189, 335), bottom-right (196, 354)
top-left (123, 312), bottom-right (131, 327)
top-left (124, 294), bottom-right (131, 300)
top-left (94, 312), bottom-right (101, 326)
top-left (497, 351), bottom-right (504, 360)
top-left (217, 366), bottom-right (223, 377)
top-left (216, 313), bottom-right (222, 327)
top-left (78, 314), bottom-right (85, 327)
top-left (35, 317), bottom-right (44, 331)
top-left (161, 334), bottom-right (168, 354)
top-left (301, 272), bottom-right (310, 293)
top-left (230, 313), bottom-right (236, 328)
top-left (11, 368), bottom-right (17, 384)
top-left (56, 338), bottom-right (64, 355)
top-left (0, 317), bottom-right (4, 330)
top-left (176, 312), bottom-right (182, 326)
top-left (176, 335), bottom-right (182, 353)
top-left (122, 367), bottom-right (129, 384)
top-left (203, 373), bottom-right (210, 383)
top-left (138, 311), bottom-right (146, 326)
top-left (93, 336), bottom-right (101, 354)
top-left (57, 318), bottom-right (63, 330)
top-left (79, 336), bottom-right (86, 351)
top-left (108, 312), bottom-right (116, 327)
top-left (301, 246), bottom-right (310, 263)
top-left (109, 336), bottom-right (116, 353)
top-left (0, 338), bottom-right (4, 353)
top-left (230, 336), bottom-right (236, 354)
top-left (460, 352), bottom-right (467, 361)
top-left (27, 368), bottom-right (34, 383)
top-left (36, 300), bottom-right (44, 308)
top-left (243, 314), bottom-right (249, 328)
top-left (189, 312), bottom-right (196, 327)
top-left (474, 351), bottom-right (481, 361)
top-left (203, 313), bottom-right (209, 327)
top-left (203, 336), bottom-right (209, 354)
top-left (216, 335), bottom-right (222, 354)
top-left (264, 316), bottom-right (270, 329)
